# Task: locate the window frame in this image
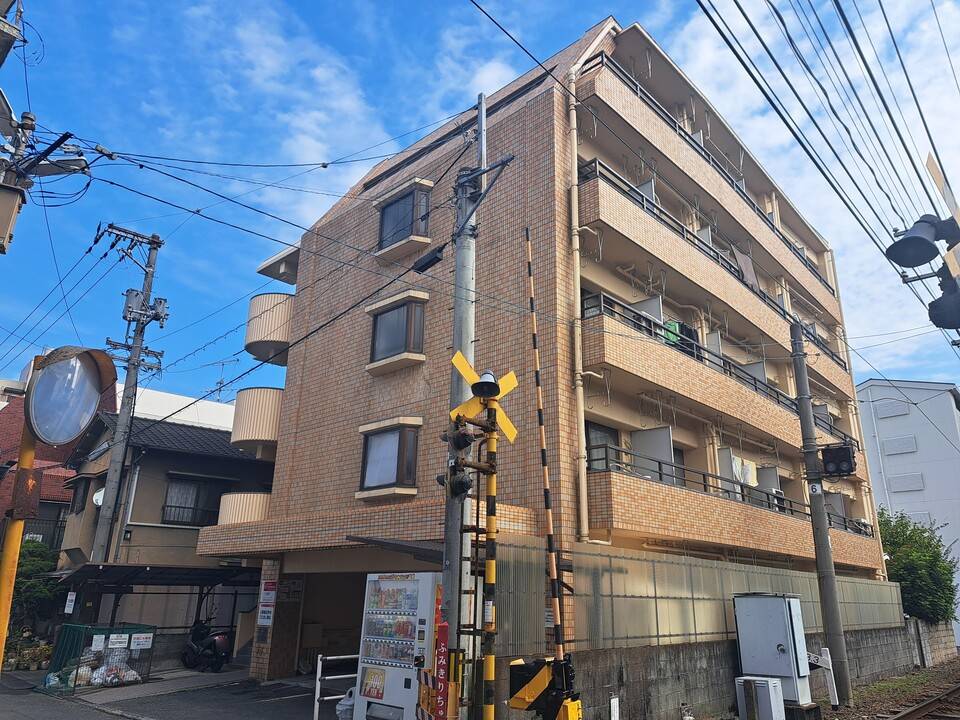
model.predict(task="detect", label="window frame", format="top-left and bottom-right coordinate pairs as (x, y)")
top-left (586, 421), bottom-right (620, 471)
top-left (161, 478), bottom-right (222, 527)
top-left (377, 189), bottom-right (430, 250)
top-left (370, 300), bottom-right (425, 363)
top-left (360, 426), bottom-right (419, 491)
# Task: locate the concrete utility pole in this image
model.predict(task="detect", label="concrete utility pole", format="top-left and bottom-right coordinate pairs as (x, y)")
top-left (90, 226), bottom-right (168, 563)
top-left (790, 321), bottom-right (851, 705)
top-left (443, 93), bottom-right (486, 666)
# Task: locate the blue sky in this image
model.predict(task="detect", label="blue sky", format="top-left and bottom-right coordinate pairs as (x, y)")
top-left (1, 0), bottom-right (958, 401)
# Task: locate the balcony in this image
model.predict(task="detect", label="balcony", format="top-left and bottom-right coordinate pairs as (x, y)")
top-left (578, 159), bottom-right (848, 377)
top-left (231, 387), bottom-right (282, 460)
top-left (161, 505), bottom-right (218, 527)
top-left (244, 293), bottom-right (293, 365)
top-left (217, 492), bottom-right (270, 525)
top-left (577, 52), bottom-right (839, 312)
top-left (582, 291), bottom-right (858, 449)
top-left (23, 518), bottom-right (66, 551)
top-left (586, 444), bottom-right (875, 568)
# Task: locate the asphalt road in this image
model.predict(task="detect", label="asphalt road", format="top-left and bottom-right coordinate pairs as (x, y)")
top-left (1, 678), bottom-right (328, 720)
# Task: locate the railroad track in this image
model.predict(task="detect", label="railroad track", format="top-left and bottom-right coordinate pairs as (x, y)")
top-left (879, 682), bottom-right (960, 720)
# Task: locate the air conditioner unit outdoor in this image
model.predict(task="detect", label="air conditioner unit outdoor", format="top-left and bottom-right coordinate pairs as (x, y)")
top-left (736, 676), bottom-right (785, 720)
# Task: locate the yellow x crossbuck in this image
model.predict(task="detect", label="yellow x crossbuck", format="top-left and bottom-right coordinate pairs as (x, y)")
top-left (449, 351), bottom-right (519, 443)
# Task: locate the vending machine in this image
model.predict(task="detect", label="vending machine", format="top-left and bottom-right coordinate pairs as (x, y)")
top-left (353, 572), bottom-right (442, 720)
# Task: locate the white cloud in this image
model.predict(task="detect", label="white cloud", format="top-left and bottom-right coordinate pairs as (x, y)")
top-left (663, 0), bottom-right (960, 380)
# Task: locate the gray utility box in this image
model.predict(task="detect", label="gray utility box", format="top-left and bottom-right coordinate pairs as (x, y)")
top-left (733, 593), bottom-right (811, 705)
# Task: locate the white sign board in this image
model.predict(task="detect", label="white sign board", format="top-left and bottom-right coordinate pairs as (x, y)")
top-left (260, 580), bottom-right (277, 604)
top-left (90, 635), bottom-right (105, 651)
top-left (130, 632), bottom-right (153, 650)
top-left (257, 603), bottom-right (275, 626)
top-left (63, 591), bottom-right (76, 614)
top-left (108, 633), bottom-right (129, 649)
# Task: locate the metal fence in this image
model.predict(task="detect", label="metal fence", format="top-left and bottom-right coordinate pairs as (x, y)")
top-left (572, 543), bottom-right (902, 651)
top-left (23, 518), bottom-right (66, 551)
top-left (40, 623), bottom-right (157, 695)
top-left (496, 535), bottom-right (546, 657)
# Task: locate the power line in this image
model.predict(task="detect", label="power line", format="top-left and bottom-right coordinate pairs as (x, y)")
top-left (837, 331), bottom-right (960, 457)
top-left (929, 0), bottom-right (960, 104)
top-left (874, 0), bottom-right (955, 213)
top-left (795, 0), bottom-right (927, 218)
top-left (694, 0), bottom-right (960, 364)
top-left (766, 0), bottom-right (906, 224)
top-left (832, 0), bottom-right (941, 213)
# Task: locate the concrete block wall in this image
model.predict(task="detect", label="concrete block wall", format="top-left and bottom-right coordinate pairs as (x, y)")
top-left (496, 621), bottom-right (953, 720)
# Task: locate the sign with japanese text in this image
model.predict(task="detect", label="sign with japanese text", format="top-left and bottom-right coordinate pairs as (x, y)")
top-left (435, 622), bottom-right (449, 720)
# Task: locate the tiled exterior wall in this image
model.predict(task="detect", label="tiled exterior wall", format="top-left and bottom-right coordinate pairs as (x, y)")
top-left (578, 177), bottom-right (853, 397)
top-left (587, 470), bottom-right (882, 570)
top-left (577, 68), bottom-right (842, 323)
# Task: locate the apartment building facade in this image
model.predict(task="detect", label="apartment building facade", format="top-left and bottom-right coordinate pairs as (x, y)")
top-left (857, 378), bottom-right (960, 644)
top-left (197, 17), bottom-right (888, 680)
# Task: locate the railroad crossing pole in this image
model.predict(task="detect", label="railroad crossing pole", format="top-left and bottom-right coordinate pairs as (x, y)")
top-left (90, 227), bottom-right (167, 563)
top-left (790, 321), bottom-right (851, 705)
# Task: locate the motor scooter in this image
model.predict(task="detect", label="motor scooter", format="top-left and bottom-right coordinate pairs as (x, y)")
top-left (181, 617), bottom-right (230, 672)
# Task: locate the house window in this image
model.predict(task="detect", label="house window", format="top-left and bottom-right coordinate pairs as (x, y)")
top-left (371, 302), bottom-right (424, 362)
top-left (361, 427), bottom-right (419, 490)
top-left (586, 421), bottom-right (619, 471)
top-left (162, 479), bottom-right (221, 526)
top-left (379, 189), bottom-right (429, 249)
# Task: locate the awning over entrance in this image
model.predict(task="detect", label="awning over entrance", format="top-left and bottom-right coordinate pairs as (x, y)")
top-left (49, 563), bottom-right (261, 592)
top-left (345, 535), bottom-right (443, 565)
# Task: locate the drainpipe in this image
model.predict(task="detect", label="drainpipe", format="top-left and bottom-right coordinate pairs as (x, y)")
top-left (568, 70), bottom-right (591, 543)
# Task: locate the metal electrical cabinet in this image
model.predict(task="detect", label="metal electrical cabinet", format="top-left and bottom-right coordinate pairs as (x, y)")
top-left (733, 593), bottom-right (811, 705)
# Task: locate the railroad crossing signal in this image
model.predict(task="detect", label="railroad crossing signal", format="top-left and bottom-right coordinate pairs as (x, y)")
top-left (449, 351), bottom-right (518, 442)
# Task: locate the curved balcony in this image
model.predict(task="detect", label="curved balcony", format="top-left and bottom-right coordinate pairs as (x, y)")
top-left (217, 492), bottom-right (271, 525)
top-left (231, 387), bottom-right (282, 460)
top-left (244, 293), bottom-right (293, 366)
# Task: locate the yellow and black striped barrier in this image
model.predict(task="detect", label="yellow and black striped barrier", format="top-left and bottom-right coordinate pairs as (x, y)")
top-left (509, 657), bottom-right (583, 720)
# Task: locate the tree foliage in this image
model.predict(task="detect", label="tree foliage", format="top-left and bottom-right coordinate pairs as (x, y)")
top-left (11, 539), bottom-right (63, 633)
top-left (879, 508), bottom-right (957, 623)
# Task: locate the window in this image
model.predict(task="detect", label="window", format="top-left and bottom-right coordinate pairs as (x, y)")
top-left (162, 479), bottom-right (221, 526)
top-left (586, 421), bottom-right (619, 471)
top-left (71, 478), bottom-right (89, 514)
top-left (379, 190), bottom-right (429, 249)
top-left (361, 427), bottom-right (419, 490)
top-left (371, 302), bottom-right (424, 362)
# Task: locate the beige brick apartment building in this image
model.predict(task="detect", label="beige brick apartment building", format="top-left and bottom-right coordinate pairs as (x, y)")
top-left (196, 17), bottom-right (893, 681)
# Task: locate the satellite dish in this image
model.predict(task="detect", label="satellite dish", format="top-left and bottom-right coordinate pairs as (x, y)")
top-left (92, 487), bottom-right (104, 507)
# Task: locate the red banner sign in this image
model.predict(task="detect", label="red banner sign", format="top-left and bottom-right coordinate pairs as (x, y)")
top-left (435, 622), bottom-right (449, 720)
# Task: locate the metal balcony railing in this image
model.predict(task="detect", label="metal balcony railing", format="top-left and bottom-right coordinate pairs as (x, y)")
top-left (578, 51), bottom-right (837, 297)
top-left (586, 443), bottom-right (873, 537)
top-left (161, 505), bottom-right (219, 527)
top-left (22, 518), bottom-right (66, 551)
top-left (583, 291), bottom-right (797, 412)
top-left (578, 157), bottom-right (849, 373)
top-left (581, 290), bottom-right (860, 449)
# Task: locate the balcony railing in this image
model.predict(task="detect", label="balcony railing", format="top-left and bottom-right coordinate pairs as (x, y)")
top-left (23, 518), bottom-right (66, 551)
top-left (583, 291), bottom-right (797, 412)
top-left (578, 157), bottom-right (849, 373)
top-left (586, 443), bottom-right (873, 537)
top-left (579, 51), bottom-right (836, 297)
top-left (582, 290), bottom-right (860, 449)
top-left (162, 505), bottom-right (219, 527)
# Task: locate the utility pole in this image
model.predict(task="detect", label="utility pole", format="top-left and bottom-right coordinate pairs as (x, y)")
top-left (90, 225), bottom-right (168, 564)
top-left (442, 92), bottom-right (485, 698)
top-left (442, 93), bottom-right (513, 716)
top-left (790, 321), bottom-right (851, 705)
